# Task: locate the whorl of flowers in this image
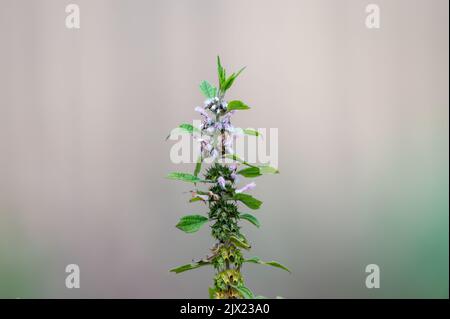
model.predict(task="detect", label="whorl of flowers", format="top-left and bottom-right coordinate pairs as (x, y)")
top-left (167, 57), bottom-right (289, 299)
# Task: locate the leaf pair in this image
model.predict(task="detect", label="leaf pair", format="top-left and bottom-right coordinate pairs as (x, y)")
top-left (217, 56), bottom-right (245, 93)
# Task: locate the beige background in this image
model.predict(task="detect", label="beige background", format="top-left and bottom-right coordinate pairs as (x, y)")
top-left (0, 0), bottom-right (448, 298)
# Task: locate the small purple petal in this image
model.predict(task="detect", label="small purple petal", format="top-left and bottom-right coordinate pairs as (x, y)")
top-left (217, 176), bottom-right (226, 189)
top-left (236, 182), bottom-right (256, 194)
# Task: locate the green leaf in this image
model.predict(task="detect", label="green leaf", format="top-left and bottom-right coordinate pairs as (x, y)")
top-left (243, 129), bottom-right (260, 137)
top-left (244, 257), bottom-right (291, 273)
top-left (179, 123), bottom-right (199, 133)
top-left (217, 56), bottom-right (226, 90)
top-left (236, 165), bottom-right (279, 177)
top-left (222, 67), bottom-right (246, 91)
top-left (237, 167), bottom-right (262, 178)
top-left (194, 156), bottom-right (202, 177)
top-left (166, 123), bottom-right (200, 140)
top-left (199, 80), bottom-right (217, 98)
top-left (229, 235), bottom-right (251, 250)
top-left (234, 66), bottom-right (246, 79)
top-left (176, 215), bottom-right (209, 233)
top-left (264, 261), bottom-right (291, 273)
top-left (223, 154), bottom-right (257, 168)
top-left (232, 285), bottom-right (254, 299)
top-left (170, 260), bottom-right (210, 274)
top-left (167, 172), bottom-right (206, 183)
top-left (258, 166), bottom-right (279, 174)
top-left (208, 286), bottom-right (217, 299)
top-left (240, 213), bottom-right (260, 228)
top-left (233, 193), bottom-right (262, 210)
top-left (189, 196), bottom-right (206, 203)
top-left (227, 100), bottom-right (250, 111)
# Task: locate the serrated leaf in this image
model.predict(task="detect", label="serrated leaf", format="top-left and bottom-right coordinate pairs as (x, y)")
top-left (176, 215), bottom-right (209, 233)
top-left (244, 257), bottom-right (291, 273)
top-left (227, 100), bottom-right (250, 111)
top-left (240, 213), bottom-right (260, 228)
top-left (243, 129), bottom-right (260, 137)
top-left (238, 167), bottom-right (262, 178)
top-left (229, 235), bottom-right (251, 250)
top-left (167, 172), bottom-right (208, 183)
top-left (199, 80), bottom-right (217, 98)
top-left (233, 193), bottom-right (262, 210)
top-left (232, 285), bottom-right (254, 299)
top-left (170, 260), bottom-right (210, 274)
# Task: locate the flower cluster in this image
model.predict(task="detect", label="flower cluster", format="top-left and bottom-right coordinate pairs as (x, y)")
top-left (194, 99), bottom-right (237, 160)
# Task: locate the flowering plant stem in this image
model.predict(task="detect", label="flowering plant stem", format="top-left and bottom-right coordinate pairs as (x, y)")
top-left (167, 57), bottom-right (289, 299)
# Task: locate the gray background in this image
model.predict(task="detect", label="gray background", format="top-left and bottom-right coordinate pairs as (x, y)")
top-left (0, 0), bottom-right (448, 298)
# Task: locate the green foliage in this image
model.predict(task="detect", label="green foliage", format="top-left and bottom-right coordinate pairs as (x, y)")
top-left (239, 213), bottom-right (260, 228)
top-left (230, 235), bottom-right (251, 250)
top-left (217, 56), bottom-right (245, 93)
top-left (227, 100), bottom-right (250, 111)
top-left (208, 286), bottom-right (217, 299)
top-left (176, 215), bottom-right (208, 233)
top-left (258, 165), bottom-right (279, 174)
top-left (199, 80), bottom-right (217, 98)
top-left (194, 156), bottom-right (202, 177)
top-left (217, 56), bottom-right (226, 91)
top-left (238, 167), bottom-right (262, 178)
top-left (166, 123), bottom-right (199, 140)
top-left (233, 193), bottom-right (262, 210)
top-left (243, 129), bottom-right (260, 136)
top-left (237, 165), bottom-right (279, 177)
top-left (232, 284), bottom-right (254, 299)
top-left (167, 57), bottom-right (287, 299)
top-left (244, 256), bottom-right (291, 273)
top-left (167, 172), bottom-right (206, 183)
top-left (170, 260), bottom-right (210, 274)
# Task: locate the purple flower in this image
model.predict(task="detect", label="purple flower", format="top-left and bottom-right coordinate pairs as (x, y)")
top-left (217, 176), bottom-right (226, 189)
top-left (236, 182), bottom-right (256, 194)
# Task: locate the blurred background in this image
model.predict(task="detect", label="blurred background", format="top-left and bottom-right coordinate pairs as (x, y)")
top-left (0, 0), bottom-right (448, 298)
